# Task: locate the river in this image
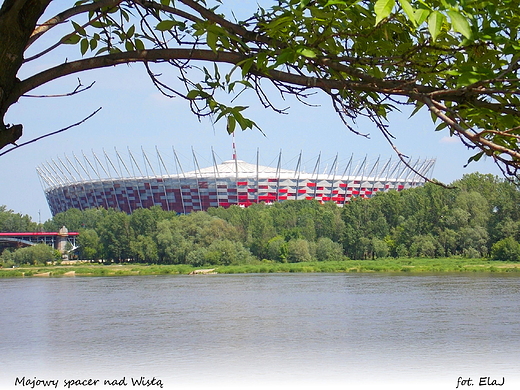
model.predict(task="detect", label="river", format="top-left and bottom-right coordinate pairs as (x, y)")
top-left (1, 273), bottom-right (520, 389)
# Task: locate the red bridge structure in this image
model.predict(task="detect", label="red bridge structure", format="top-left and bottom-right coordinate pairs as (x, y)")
top-left (0, 226), bottom-right (78, 253)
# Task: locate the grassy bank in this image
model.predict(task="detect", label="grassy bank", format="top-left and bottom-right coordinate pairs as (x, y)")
top-left (1, 258), bottom-right (520, 278)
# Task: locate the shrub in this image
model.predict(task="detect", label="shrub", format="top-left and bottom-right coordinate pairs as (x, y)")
top-left (316, 237), bottom-right (344, 261)
top-left (287, 239), bottom-right (312, 262)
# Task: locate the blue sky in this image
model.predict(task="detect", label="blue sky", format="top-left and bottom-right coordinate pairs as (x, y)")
top-left (0, 1), bottom-right (502, 223)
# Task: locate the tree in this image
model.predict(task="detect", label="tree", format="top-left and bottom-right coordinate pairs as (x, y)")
top-left (155, 218), bottom-right (189, 264)
top-left (0, 205), bottom-right (37, 232)
top-left (371, 237), bottom-right (389, 259)
top-left (457, 226), bottom-right (489, 257)
top-left (77, 227), bottom-right (101, 259)
top-left (267, 235), bottom-right (288, 262)
top-left (10, 243), bottom-right (58, 265)
top-left (44, 208), bottom-right (84, 232)
top-left (96, 209), bottom-right (133, 261)
top-left (1, 1), bottom-right (520, 177)
top-left (409, 234), bottom-right (439, 258)
top-left (204, 239), bottom-right (254, 265)
top-left (130, 234), bottom-right (158, 262)
top-left (130, 207), bottom-right (161, 237)
top-left (491, 237), bottom-right (520, 262)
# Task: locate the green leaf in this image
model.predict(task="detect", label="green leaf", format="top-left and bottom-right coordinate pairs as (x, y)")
top-left (90, 21), bottom-right (104, 29)
top-left (156, 20), bottom-right (176, 31)
top-left (466, 151), bottom-right (484, 165)
top-left (297, 48), bottom-right (317, 58)
top-left (125, 40), bottom-right (134, 52)
top-left (227, 115), bottom-right (236, 134)
top-left (89, 38), bottom-right (98, 51)
top-left (264, 16), bottom-right (293, 33)
top-left (413, 8), bottom-right (430, 25)
top-left (72, 21), bottom-right (86, 36)
top-left (398, 0), bottom-right (417, 26)
top-left (126, 25), bottom-right (135, 39)
top-left (239, 58), bottom-right (255, 78)
top-left (409, 102), bottom-right (424, 118)
top-left (186, 90), bottom-right (200, 99)
top-left (135, 39), bottom-right (145, 51)
top-left (207, 30), bottom-right (218, 52)
top-left (457, 71), bottom-right (481, 87)
top-left (428, 11), bottom-right (445, 42)
top-left (96, 47), bottom-right (109, 55)
top-left (435, 122), bottom-right (448, 131)
top-left (63, 34), bottom-right (81, 45)
top-left (273, 48), bottom-right (295, 67)
top-left (374, 0), bottom-right (395, 25)
top-left (80, 38), bottom-right (89, 55)
top-left (256, 52), bottom-right (269, 72)
top-left (447, 11), bottom-right (472, 40)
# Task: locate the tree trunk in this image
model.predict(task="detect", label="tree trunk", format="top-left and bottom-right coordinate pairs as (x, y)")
top-left (0, 0), bottom-right (50, 147)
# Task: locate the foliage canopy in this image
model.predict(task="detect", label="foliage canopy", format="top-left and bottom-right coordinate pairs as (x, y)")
top-left (1, 0), bottom-right (520, 177)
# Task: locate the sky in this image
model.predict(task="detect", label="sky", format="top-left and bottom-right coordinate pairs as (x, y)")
top-left (0, 1), bottom-right (503, 223)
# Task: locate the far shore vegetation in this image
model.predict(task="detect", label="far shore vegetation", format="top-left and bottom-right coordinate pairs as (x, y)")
top-left (2, 173), bottom-right (520, 276)
top-left (1, 258), bottom-right (520, 278)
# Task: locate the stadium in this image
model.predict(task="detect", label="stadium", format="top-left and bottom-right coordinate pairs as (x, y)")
top-left (37, 148), bottom-right (436, 216)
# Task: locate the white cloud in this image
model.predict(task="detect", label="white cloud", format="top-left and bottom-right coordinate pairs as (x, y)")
top-left (439, 136), bottom-right (460, 144)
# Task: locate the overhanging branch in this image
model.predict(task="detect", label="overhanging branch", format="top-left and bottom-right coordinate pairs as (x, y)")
top-left (13, 48), bottom-right (484, 108)
top-left (423, 96), bottom-right (520, 164)
top-left (27, 0), bottom-right (123, 48)
top-left (0, 107), bottom-right (102, 157)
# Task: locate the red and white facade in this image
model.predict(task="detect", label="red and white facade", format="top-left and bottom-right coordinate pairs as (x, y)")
top-left (37, 149), bottom-right (435, 216)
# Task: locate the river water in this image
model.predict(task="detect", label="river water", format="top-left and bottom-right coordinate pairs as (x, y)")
top-left (1, 273), bottom-right (520, 390)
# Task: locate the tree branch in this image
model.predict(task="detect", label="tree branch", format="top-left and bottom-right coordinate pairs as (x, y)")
top-left (8, 49), bottom-right (428, 108)
top-left (423, 97), bottom-right (520, 163)
top-left (0, 107), bottom-right (102, 157)
top-left (22, 78), bottom-right (95, 98)
top-left (27, 0), bottom-right (123, 48)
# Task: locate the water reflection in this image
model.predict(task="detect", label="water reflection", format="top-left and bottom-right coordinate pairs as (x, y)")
top-left (1, 273), bottom-right (519, 389)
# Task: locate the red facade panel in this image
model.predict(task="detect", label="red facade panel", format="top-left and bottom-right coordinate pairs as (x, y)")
top-left (259, 195), bottom-right (276, 201)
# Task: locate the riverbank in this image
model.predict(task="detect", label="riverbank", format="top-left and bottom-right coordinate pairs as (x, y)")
top-left (1, 258), bottom-right (520, 277)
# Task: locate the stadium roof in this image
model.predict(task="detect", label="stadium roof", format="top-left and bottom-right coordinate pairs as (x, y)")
top-left (36, 147), bottom-right (436, 190)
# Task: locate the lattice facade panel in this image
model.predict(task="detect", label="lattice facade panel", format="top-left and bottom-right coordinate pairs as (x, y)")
top-left (38, 153), bottom-right (435, 216)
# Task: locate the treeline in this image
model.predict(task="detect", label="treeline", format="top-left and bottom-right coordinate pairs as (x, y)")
top-left (2, 173), bottom-right (520, 266)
